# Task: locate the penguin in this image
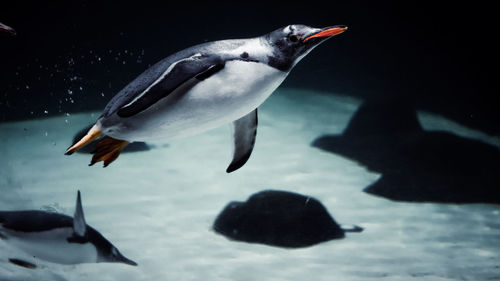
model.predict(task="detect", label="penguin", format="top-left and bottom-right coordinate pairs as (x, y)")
top-left (0, 22), bottom-right (16, 35)
top-left (0, 191), bottom-right (137, 267)
top-left (66, 24), bottom-right (347, 172)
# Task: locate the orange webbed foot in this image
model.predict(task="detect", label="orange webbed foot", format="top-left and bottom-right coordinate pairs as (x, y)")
top-left (89, 138), bottom-right (129, 167)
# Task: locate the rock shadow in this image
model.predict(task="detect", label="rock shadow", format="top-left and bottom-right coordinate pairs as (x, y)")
top-left (311, 98), bottom-right (500, 204)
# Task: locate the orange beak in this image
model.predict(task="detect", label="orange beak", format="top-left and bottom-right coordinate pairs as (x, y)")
top-left (303, 26), bottom-right (347, 43)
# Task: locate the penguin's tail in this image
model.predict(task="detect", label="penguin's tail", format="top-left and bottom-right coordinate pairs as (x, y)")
top-left (65, 124), bottom-right (103, 155)
top-left (89, 137), bottom-right (129, 167)
top-left (340, 224), bottom-right (364, 233)
top-left (65, 124), bottom-right (129, 167)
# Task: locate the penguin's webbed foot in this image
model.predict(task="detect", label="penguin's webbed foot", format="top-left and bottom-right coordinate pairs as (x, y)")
top-left (90, 138), bottom-right (129, 167)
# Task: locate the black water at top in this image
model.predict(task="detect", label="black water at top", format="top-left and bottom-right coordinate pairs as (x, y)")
top-left (0, 1), bottom-right (498, 136)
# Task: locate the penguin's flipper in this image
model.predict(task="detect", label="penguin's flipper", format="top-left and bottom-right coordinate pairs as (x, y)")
top-left (89, 138), bottom-right (129, 167)
top-left (226, 109), bottom-right (258, 173)
top-left (65, 124), bottom-right (103, 155)
top-left (117, 54), bottom-right (225, 117)
top-left (8, 258), bottom-right (37, 269)
top-left (73, 190), bottom-right (87, 237)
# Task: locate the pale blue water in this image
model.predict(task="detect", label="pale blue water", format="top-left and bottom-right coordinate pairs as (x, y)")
top-left (1, 89), bottom-right (499, 281)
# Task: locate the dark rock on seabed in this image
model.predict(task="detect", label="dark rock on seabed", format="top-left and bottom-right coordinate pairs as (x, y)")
top-left (213, 190), bottom-right (362, 248)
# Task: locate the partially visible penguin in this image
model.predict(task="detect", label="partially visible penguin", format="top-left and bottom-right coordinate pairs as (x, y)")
top-left (66, 24), bottom-right (348, 172)
top-left (0, 22), bottom-right (16, 35)
top-left (0, 191), bottom-right (137, 268)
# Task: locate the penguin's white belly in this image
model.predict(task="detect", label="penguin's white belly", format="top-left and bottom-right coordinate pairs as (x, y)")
top-left (1, 227), bottom-right (98, 264)
top-left (103, 60), bottom-right (288, 141)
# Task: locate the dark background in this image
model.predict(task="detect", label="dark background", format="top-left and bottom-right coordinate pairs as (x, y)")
top-left (0, 1), bottom-right (498, 136)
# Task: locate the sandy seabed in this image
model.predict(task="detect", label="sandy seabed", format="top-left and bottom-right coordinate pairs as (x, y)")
top-left (1, 88), bottom-right (499, 281)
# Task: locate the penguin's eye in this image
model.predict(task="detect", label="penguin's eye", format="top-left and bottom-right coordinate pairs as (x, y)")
top-left (288, 35), bottom-right (300, 43)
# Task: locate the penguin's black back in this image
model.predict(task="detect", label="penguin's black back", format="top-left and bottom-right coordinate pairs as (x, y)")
top-left (0, 211), bottom-right (73, 232)
top-left (1, 210), bottom-right (115, 252)
top-left (101, 39), bottom-right (260, 118)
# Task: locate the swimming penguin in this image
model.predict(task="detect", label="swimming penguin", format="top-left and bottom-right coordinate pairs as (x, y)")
top-left (66, 24), bottom-right (347, 172)
top-left (0, 191), bottom-right (137, 267)
top-left (0, 22), bottom-right (16, 35)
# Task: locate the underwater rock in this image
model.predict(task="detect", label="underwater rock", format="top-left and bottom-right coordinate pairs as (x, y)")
top-left (311, 98), bottom-right (500, 204)
top-left (71, 124), bottom-right (150, 153)
top-left (213, 190), bottom-right (360, 248)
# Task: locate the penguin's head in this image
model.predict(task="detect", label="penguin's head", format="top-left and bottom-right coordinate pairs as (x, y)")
top-left (91, 230), bottom-right (138, 266)
top-left (70, 190), bottom-right (137, 266)
top-left (100, 245), bottom-right (138, 266)
top-left (265, 24), bottom-right (347, 71)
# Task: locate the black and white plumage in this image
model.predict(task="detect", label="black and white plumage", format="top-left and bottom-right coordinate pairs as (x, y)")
top-left (0, 191), bottom-right (137, 267)
top-left (66, 24), bottom-right (347, 172)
